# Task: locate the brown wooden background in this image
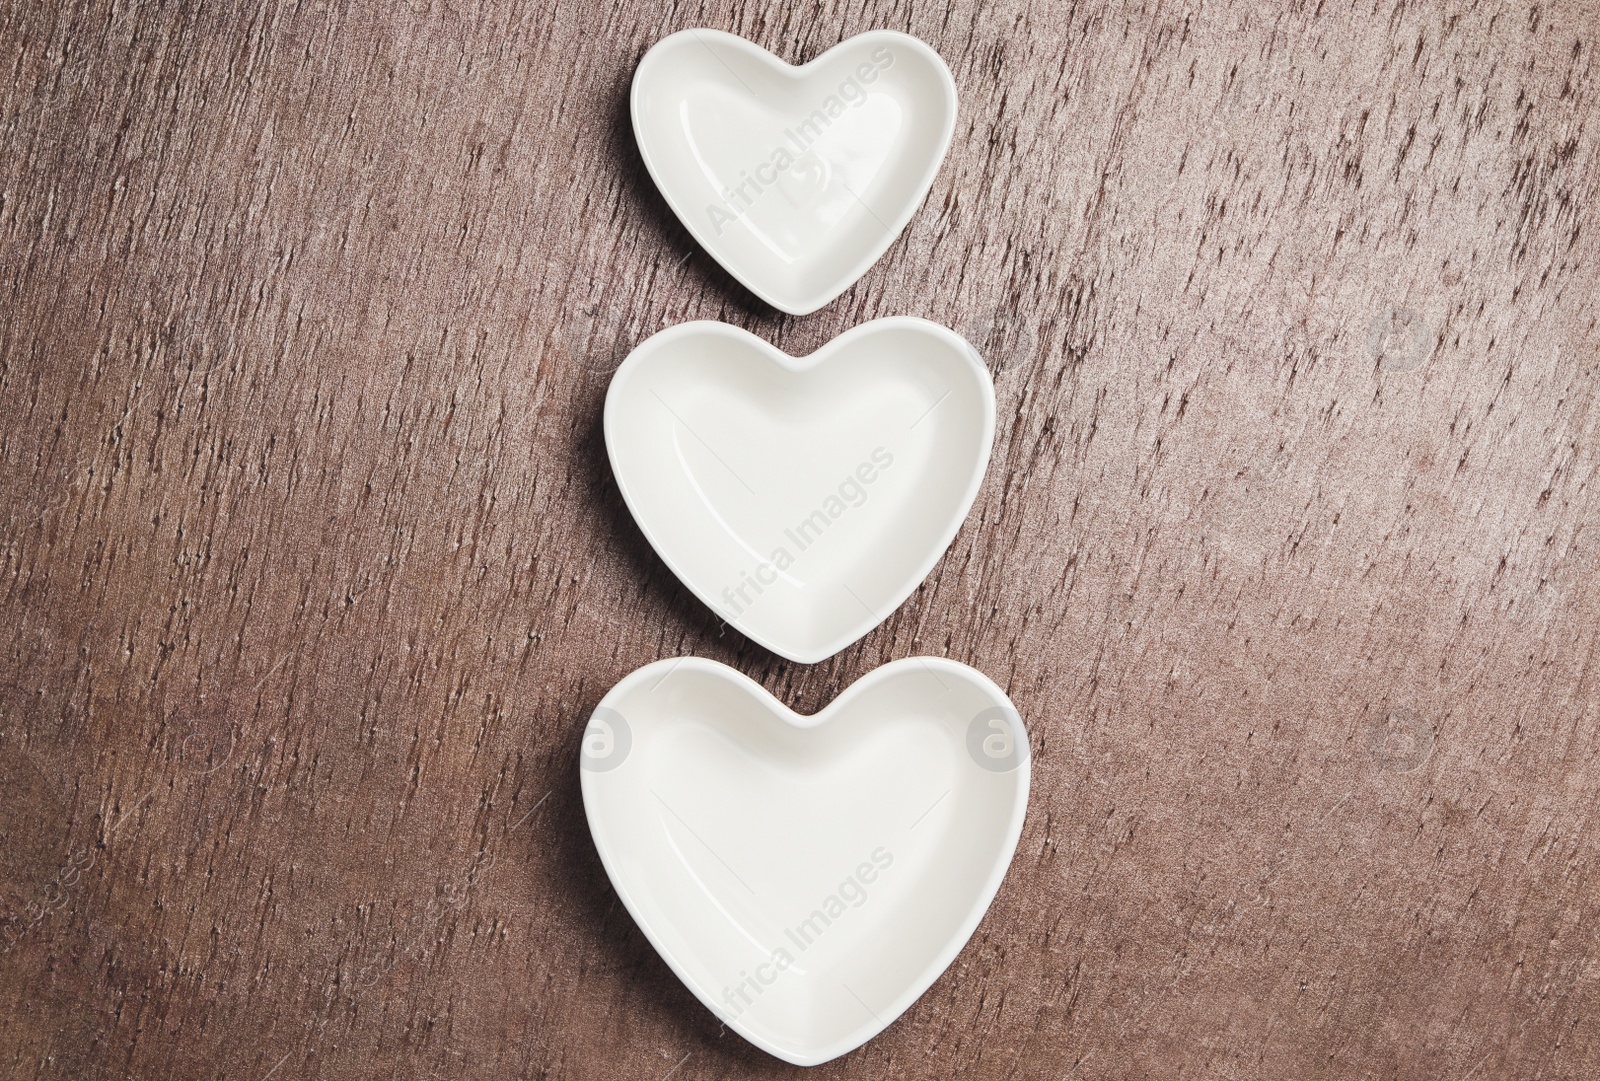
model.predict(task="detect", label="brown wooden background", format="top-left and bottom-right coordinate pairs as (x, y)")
top-left (3, 0), bottom-right (1598, 1078)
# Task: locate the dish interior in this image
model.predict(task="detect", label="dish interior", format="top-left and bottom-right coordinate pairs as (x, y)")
top-left (634, 31), bottom-right (954, 309)
top-left (583, 662), bottom-right (1027, 1063)
top-left (606, 323), bottom-right (990, 660)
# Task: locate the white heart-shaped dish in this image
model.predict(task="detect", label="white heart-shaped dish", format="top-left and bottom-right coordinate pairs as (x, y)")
top-left (632, 29), bottom-right (957, 314)
top-left (605, 318), bottom-right (994, 664)
top-left (580, 656), bottom-right (1030, 1065)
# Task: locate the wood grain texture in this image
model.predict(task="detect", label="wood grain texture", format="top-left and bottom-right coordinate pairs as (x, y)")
top-left (2, 0), bottom-right (1598, 1077)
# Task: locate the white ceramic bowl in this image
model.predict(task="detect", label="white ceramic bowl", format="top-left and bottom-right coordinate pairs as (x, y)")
top-left (580, 656), bottom-right (1030, 1065)
top-left (604, 318), bottom-right (994, 663)
top-left (632, 29), bottom-right (957, 314)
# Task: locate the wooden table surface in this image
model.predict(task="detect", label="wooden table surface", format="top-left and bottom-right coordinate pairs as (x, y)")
top-left (3, 1), bottom-right (1598, 1078)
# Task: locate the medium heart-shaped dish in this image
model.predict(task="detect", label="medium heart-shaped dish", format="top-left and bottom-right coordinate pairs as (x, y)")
top-left (580, 656), bottom-right (1030, 1065)
top-left (632, 29), bottom-right (957, 314)
top-left (604, 318), bottom-right (994, 664)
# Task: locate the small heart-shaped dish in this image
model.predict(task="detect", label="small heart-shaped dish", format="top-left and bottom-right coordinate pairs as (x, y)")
top-left (604, 318), bottom-right (994, 664)
top-left (580, 656), bottom-right (1030, 1065)
top-left (632, 29), bottom-right (957, 314)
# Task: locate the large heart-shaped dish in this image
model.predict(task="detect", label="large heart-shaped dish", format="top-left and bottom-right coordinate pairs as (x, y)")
top-left (580, 656), bottom-right (1030, 1065)
top-left (605, 318), bottom-right (994, 664)
top-left (632, 29), bottom-right (957, 314)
